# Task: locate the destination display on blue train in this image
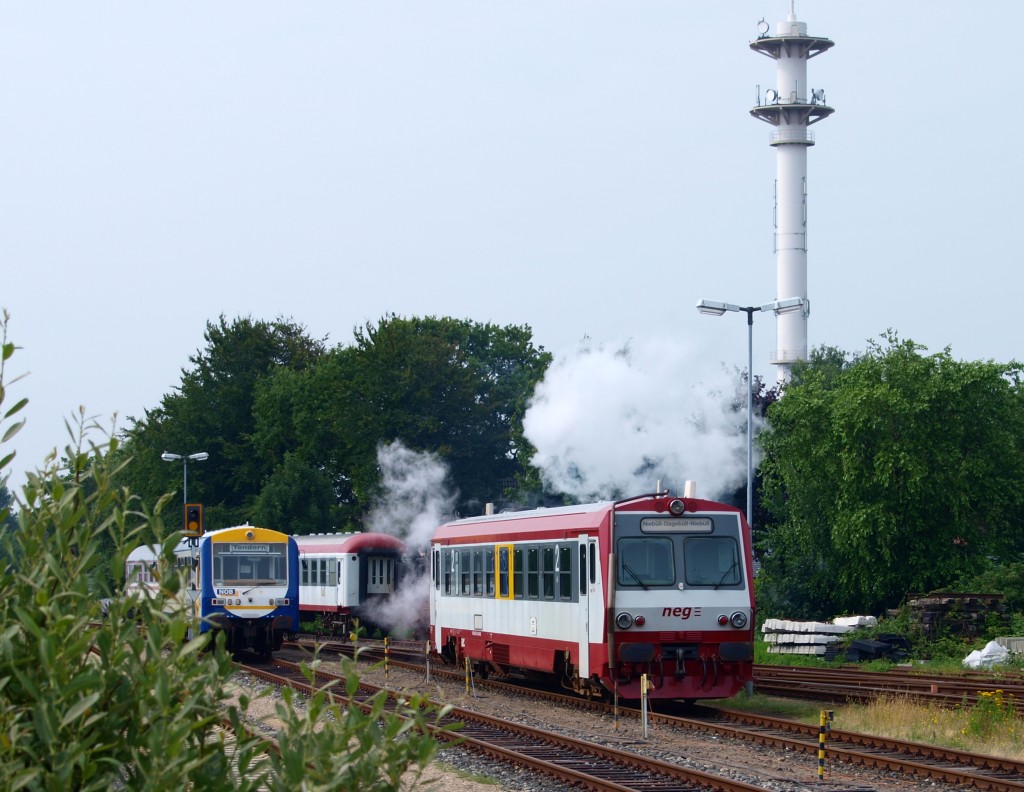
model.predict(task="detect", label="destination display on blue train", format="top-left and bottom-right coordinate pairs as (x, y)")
top-left (228, 544), bottom-right (271, 553)
top-left (640, 517), bottom-right (713, 533)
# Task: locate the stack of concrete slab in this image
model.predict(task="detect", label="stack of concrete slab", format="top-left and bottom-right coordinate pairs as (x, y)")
top-left (762, 616), bottom-right (877, 656)
top-left (995, 636), bottom-right (1024, 654)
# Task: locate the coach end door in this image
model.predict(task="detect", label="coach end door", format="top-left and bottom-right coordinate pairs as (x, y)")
top-left (577, 537), bottom-right (592, 678)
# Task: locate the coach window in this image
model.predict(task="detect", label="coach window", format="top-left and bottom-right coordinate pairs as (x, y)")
top-left (526, 547), bottom-right (540, 599)
top-left (485, 548), bottom-right (495, 596)
top-left (319, 558), bottom-right (328, 587)
top-left (301, 558), bottom-right (309, 586)
top-left (541, 546), bottom-right (555, 599)
top-left (460, 550), bottom-right (471, 595)
top-left (432, 550), bottom-right (439, 589)
top-left (684, 537), bottom-right (741, 587)
top-left (617, 537), bottom-right (675, 588)
top-left (579, 545), bottom-right (587, 595)
top-left (442, 550), bottom-right (455, 595)
top-left (498, 546), bottom-right (511, 598)
top-left (472, 549), bottom-right (484, 596)
top-left (558, 545), bottom-right (573, 600)
top-left (513, 548), bottom-right (524, 600)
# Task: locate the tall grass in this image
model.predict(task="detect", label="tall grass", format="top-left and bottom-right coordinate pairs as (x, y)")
top-left (728, 692), bottom-right (1024, 760)
top-left (841, 691), bottom-right (1023, 760)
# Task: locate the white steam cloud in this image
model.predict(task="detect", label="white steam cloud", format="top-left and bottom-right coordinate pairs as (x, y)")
top-left (366, 440), bottom-right (457, 554)
top-left (522, 336), bottom-right (749, 502)
top-left (364, 440), bottom-right (457, 636)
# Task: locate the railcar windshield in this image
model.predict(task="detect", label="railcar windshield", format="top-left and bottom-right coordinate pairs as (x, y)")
top-left (614, 513), bottom-right (746, 590)
top-left (684, 536), bottom-right (742, 588)
top-left (617, 537), bottom-right (675, 587)
top-left (212, 542), bottom-right (289, 586)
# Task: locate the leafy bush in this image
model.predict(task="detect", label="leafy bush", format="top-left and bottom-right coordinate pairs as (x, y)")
top-left (0, 315), bottom-right (443, 790)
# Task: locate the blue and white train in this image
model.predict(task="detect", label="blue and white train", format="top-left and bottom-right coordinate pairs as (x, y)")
top-left (125, 524), bottom-right (299, 658)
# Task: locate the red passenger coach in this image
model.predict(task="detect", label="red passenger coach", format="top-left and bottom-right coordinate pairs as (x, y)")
top-left (295, 533), bottom-right (405, 636)
top-left (429, 493), bottom-right (755, 701)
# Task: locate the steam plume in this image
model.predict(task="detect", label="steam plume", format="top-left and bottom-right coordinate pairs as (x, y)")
top-left (523, 337), bottom-right (748, 501)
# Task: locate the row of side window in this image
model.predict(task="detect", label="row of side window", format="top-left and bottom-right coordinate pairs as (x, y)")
top-left (433, 542), bottom-right (598, 602)
top-left (300, 557), bottom-right (339, 587)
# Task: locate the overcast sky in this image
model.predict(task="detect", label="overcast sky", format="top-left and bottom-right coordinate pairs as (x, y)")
top-left (3, 2), bottom-right (1022, 493)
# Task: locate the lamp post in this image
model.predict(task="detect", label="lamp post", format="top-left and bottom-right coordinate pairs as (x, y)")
top-left (695, 297), bottom-right (806, 529)
top-left (161, 451), bottom-right (209, 505)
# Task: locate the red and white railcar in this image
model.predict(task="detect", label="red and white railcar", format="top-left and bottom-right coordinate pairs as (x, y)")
top-left (294, 532), bottom-right (405, 636)
top-left (429, 492), bottom-right (755, 701)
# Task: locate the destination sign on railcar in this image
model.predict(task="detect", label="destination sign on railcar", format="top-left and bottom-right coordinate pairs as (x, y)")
top-left (640, 517), bottom-right (713, 532)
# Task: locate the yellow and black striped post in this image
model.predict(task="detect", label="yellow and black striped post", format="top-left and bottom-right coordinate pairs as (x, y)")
top-left (818, 709), bottom-right (833, 780)
top-left (384, 637), bottom-right (390, 681)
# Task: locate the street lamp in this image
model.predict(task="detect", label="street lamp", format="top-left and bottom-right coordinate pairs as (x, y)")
top-left (161, 451), bottom-right (209, 505)
top-left (695, 297), bottom-right (807, 529)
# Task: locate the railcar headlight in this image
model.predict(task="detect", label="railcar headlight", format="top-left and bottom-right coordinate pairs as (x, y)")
top-left (615, 612), bottom-right (634, 630)
top-left (729, 611), bottom-right (748, 629)
top-left (668, 498), bottom-right (686, 515)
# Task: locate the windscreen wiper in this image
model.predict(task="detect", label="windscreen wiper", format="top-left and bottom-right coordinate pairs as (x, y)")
top-left (621, 562), bottom-right (649, 590)
top-left (713, 561), bottom-right (739, 590)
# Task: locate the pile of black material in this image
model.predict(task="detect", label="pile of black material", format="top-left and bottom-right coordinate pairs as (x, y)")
top-left (842, 633), bottom-right (911, 662)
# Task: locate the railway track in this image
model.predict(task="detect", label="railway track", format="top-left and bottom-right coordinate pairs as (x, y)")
top-left (752, 664), bottom-right (1024, 713)
top-left (272, 642), bottom-right (1024, 789)
top-left (289, 636), bottom-right (1024, 710)
top-left (278, 639), bottom-right (1024, 786)
top-left (241, 657), bottom-right (773, 791)
top-left (695, 705), bottom-right (1024, 791)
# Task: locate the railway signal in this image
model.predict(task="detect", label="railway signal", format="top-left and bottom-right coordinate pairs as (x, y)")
top-left (184, 503), bottom-right (203, 537)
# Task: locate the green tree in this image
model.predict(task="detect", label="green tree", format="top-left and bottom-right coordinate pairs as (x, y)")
top-left (0, 480), bottom-right (15, 557)
top-left (117, 315), bottom-right (326, 531)
top-left (251, 451), bottom-right (338, 535)
top-left (0, 315), bottom-right (442, 790)
top-left (252, 315), bottom-right (551, 526)
top-left (758, 333), bottom-right (1024, 617)
top-left (340, 315), bottom-right (551, 516)
top-left (249, 351), bottom-right (359, 531)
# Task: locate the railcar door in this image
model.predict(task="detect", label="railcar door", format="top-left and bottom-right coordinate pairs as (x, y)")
top-left (577, 537), bottom-right (590, 678)
top-left (430, 546), bottom-right (441, 652)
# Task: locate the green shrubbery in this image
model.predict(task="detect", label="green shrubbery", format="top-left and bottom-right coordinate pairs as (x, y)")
top-left (0, 317), bottom-right (444, 790)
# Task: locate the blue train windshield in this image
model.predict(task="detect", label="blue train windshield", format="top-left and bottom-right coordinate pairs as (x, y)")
top-left (212, 542), bottom-right (289, 586)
